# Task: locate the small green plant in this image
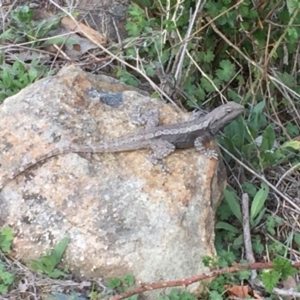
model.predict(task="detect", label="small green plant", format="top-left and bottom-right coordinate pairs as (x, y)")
top-left (7, 5), bottom-right (61, 43)
top-left (260, 257), bottom-right (297, 292)
top-left (203, 255), bottom-right (251, 296)
top-left (0, 5), bottom-right (63, 103)
top-left (0, 261), bottom-right (14, 294)
top-left (215, 183), bottom-right (269, 253)
top-left (266, 215), bottom-right (284, 236)
top-left (0, 227), bottom-right (14, 294)
top-left (89, 290), bottom-right (101, 300)
top-left (125, 4), bottom-right (156, 37)
top-left (204, 255), bottom-right (297, 299)
top-left (220, 101), bottom-right (298, 171)
top-left (203, 255), bottom-right (297, 297)
top-left (107, 275), bottom-right (197, 300)
top-left (158, 289), bottom-right (197, 300)
top-left (0, 227), bottom-right (14, 253)
top-left (107, 274), bottom-right (136, 296)
top-left (29, 237), bottom-right (69, 278)
top-left (0, 60), bottom-right (51, 102)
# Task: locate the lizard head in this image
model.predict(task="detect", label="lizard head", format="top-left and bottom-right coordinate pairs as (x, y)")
top-left (208, 102), bottom-right (244, 134)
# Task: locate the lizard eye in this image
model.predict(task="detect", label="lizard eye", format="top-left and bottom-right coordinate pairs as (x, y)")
top-left (226, 109), bottom-right (232, 113)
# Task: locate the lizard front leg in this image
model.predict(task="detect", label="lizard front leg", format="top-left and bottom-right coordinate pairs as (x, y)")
top-left (149, 139), bottom-right (176, 165)
top-left (194, 133), bottom-right (218, 159)
top-left (189, 110), bottom-right (205, 120)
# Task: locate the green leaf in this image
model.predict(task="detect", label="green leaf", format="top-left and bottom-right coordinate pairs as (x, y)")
top-left (2, 68), bottom-right (13, 87)
top-left (44, 36), bottom-right (78, 45)
top-left (126, 295), bottom-right (138, 300)
top-left (252, 236), bottom-right (264, 254)
top-left (33, 15), bottom-right (62, 39)
top-left (242, 182), bottom-right (257, 197)
top-left (273, 257), bottom-right (297, 279)
top-left (200, 77), bottom-right (221, 92)
top-left (125, 47), bottom-right (137, 58)
top-left (269, 241), bottom-right (285, 255)
top-left (122, 274), bottom-right (135, 286)
top-left (202, 256), bottom-right (213, 266)
top-left (161, 50), bottom-right (171, 64)
top-left (260, 149), bottom-right (286, 168)
top-left (194, 86), bottom-right (206, 101)
top-left (248, 9), bottom-right (258, 19)
top-left (281, 140), bottom-right (300, 150)
top-left (266, 215), bottom-right (282, 235)
top-left (28, 237), bottom-right (69, 279)
top-left (0, 284), bottom-right (8, 294)
top-left (286, 123), bottom-right (299, 137)
top-left (287, 27), bottom-right (298, 42)
top-left (11, 5), bottom-right (33, 23)
top-left (218, 250), bottom-right (236, 266)
top-left (294, 233), bottom-right (300, 246)
top-left (12, 60), bottom-right (25, 73)
top-left (203, 50), bottom-right (215, 63)
top-left (216, 60), bottom-right (235, 82)
top-left (52, 237), bottom-right (69, 264)
top-left (0, 240), bottom-right (11, 253)
top-left (125, 22), bottom-right (141, 36)
top-left (250, 183), bottom-right (269, 220)
top-left (144, 64), bottom-right (155, 77)
top-left (251, 208), bottom-right (266, 227)
top-left (19, 73), bottom-right (30, 85)
top-left (209, 291), bottom-right (223, 300)
top-left (277, 72), bottom-right (296, 87)
top-left (237, 270), bottom-right (251, 280)
top-left (158, 296), bottom-right (169, 300)
top-left (176, 290), bottom-right (196, 300)
top-left (240, 5), bottom-right (249, 17)
top-left (28, 67), bottom-right (38, 82)
top-left (286, 0), bottom-right (300, 15)
top-left (253, 101), bottom-right (265, 113)
top-left (107, 278), bottom-right (122, 289)
top-left (128, 4), bottom-right (144, 17)
top-left (215, 222), bottom-right (240, 233)
top-left (217, 202), bottom-right (233, 220)
top-left (30, 255), bottom-right (57, 274)
top-left (223, 116), bottom-right (245, 149)
top-left (0, 228), bottom-right (13, 241)
top-left (0, 29), bottom-right (14, 42)
top-left (0, 227), bottom-right (14, 253)
top-left (0, 271), bottom-right (14, 285)
top-left (261, 270), bottom-right (279, 293)
top-left (137, 0), bottom-right (153, 7)
top-left (260, 125), bottom-right (275, 151)
top-left (48, 269), bottom-right (68, 279)
top-left (224, 188), bottom-right (242, 222)
top-left (119, 73), bottom-right (139, 87)
top-left (228, 90), bottom-right (241, 102)
top-left (167, 289), bottom-right (197, 300)
top-left (232, 234), bottom-right (243, 248)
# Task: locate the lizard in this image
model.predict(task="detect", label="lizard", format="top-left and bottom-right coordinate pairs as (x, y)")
top-left (0, 101), bottom-right (244, 191)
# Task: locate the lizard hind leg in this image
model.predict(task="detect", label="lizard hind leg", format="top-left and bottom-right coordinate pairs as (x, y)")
top-left (130, 107), bottom-right (159, 130)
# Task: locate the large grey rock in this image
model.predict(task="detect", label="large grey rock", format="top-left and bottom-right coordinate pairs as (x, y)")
top-left (0, 65), bottom-right (226, 295)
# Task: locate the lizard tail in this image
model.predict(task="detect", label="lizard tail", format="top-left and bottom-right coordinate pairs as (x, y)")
top-left (0, 147), bottom-right (72, 192)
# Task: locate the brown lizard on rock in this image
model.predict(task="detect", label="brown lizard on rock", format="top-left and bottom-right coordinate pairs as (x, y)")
top-left (0, 101), bottom-right (244, 191)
